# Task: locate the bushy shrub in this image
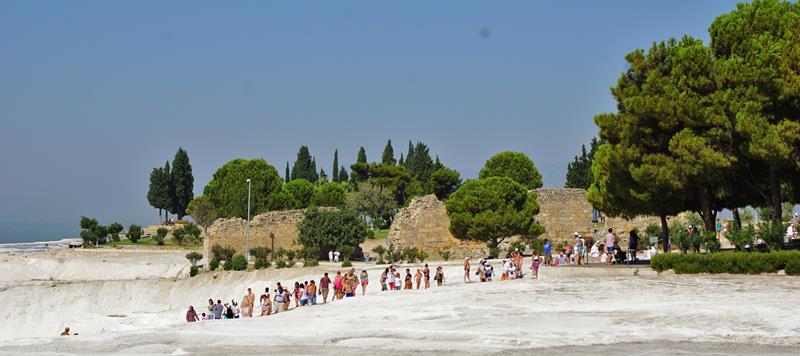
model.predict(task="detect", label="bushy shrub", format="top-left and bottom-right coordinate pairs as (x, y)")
top-left (402, 247), bottom-right (418, 263)
top-left (759, 222), bottom-right (784, 251)
top-left (703, 232), bottom-right (720, 253)
top-left (189, 266), bottom-right (199, 277)
top-left (254, 259), bottom-right (271, 269)
top-left (507, 241), bottom-right (526, 255)
top-left (155, 228), bottom-right (169, 245)
top-left (417, 250), bottom-right (428, 262)
top-left (727, 224), bottom-right (755, 251)
top-left (338, 245), bottom-right (355, 261)
top-left (341, 260), bottom-right (353, 267)
top-left (488, 247), bottom-right (501, 259)
top-left (249, 247), bottom-right (272, 261)
top-left (276, 260), bottom-right (288, 269)
top-left (785, 258), bottom-right (800, 276)
top-left (300, 246), bottom-right (320, 263)
top-left (211, 244), bottom-right (235, 262)
top-left (223, 259), bottom-right (233, 271)
top-left (438, 249), bottom-right (452, 261)
top-left (127, 225), bottom-right (142, 243)
top-left (209, 257), bottom-right (220, 271)
top-left (651, 251), bottom-right (800, 274)
top-left (230, 255), bottom-right (248, 271)
top-left (371, 245), bottom-right (387, 261)
top-left (304, 260), bottom-right (320, 267)
top-left (185, 251), bottom-right (203, 267)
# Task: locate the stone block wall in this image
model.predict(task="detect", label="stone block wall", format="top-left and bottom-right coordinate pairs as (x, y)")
top-left (534, 188), bottom-right (595, 241)
top-left (387, 195), bottom-right (486, 259)
top-left (203, 210), bottom-right (308, 266)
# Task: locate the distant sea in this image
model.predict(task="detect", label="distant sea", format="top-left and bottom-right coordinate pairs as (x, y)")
top-left (0, 221), bottom-right (79, 244)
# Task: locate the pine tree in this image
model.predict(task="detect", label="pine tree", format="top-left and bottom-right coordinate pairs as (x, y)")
top-left (319, 169), bottom-right (328, 183)
top-left (405, 141), bottom-right (415, 167)
top-left (338, 165), bottom-right (348, 183)
top-left (357, 147), bottom-right (367, 163)
top-left (291, 146), bottom-right (317, 181)
top-left (332, 150), bottom-right (339, 183)
top-left (382, 140), bottom-right (396, 165)
top-left (171, 147), bottom-right (194, 220)
top-left (433, 155), bottom-right (443, 170)
top-left (285, 162), bottom-right (290, 183)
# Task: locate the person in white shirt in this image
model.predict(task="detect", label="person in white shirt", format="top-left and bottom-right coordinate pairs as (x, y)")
top-left (328, 250), bottom-right (334, 262)
top-left (334, 250), bottom-right (340, 263)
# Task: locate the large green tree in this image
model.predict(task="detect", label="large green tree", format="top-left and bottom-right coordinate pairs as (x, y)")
top-left (147, 165), bottom-right (172, 224)
top-left (171, 147), bottom-right (194, 219)
top-left (187, 195), bottom-right (218, 236)
top-left (203, 158), bottom-right (284, 218)
top-left (431, 167), bottom-right (461, 200)
top-left (709, 0), bottom-right (800, 225)
top-left (313, 182), bottom-right (347, 208)
top-left (382, 139), bottom-right (396, 165)
top-left (445, 177), bottom-right (544, 255)
top-left (285, 179), bottom-right (317, 209)
top-left (350, 147), bottom-right (370, 184)
top-left (346, 182), bottom-right (397, 228)
top-left (297, 208), bottom-right (371, 257)
top-left (291, 146), bottom-right (318, 182)
top-left (479, 151), bottom-right (543, 190)
top-left (564, 138), bottom-right (600, 190)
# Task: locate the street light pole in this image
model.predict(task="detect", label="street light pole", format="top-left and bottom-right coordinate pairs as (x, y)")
top-left (246, 178), bottom-right (252, 261)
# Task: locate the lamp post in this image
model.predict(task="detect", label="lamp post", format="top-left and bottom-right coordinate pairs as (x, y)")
top-left (246, 178), bottom-right (252, 261)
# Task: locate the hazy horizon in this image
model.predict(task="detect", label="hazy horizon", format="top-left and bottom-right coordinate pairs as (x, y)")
top-left (0, 1), bottom-right (743, 243)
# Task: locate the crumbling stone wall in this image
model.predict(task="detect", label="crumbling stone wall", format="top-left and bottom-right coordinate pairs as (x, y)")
top-left (204, 210), bottom-right (308, 265)
top-left (387, 195), bottom-right (486, 259)
top-left (534, 188), bottom-right (595, 241)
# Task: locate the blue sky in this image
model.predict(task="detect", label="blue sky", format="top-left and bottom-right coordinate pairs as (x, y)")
top-left (0, 0), bottom-right (742, 242)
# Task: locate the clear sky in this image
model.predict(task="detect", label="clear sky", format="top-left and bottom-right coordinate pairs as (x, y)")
top-left (0, 0), bottom-right (742, 242)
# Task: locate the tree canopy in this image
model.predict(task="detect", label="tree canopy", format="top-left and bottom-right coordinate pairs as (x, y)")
top-left (187, 195), bottom-right (218, 235)
top-left (479, 151), bottom-right (543, 190)
top-left (291, 146), bottom-right (319, 182)
top-left (203, 158), bottom-right (284, 218)
top-left (297, 208), bottom-right (371, 256)
top-left (285, 179), bottom-right (317, 209)
top-left (565, 138), bottom-right (600, 189)
top-left (171, 147), bottom-right (194, 219)
top-left (445, 177), bottom-right (544, 254)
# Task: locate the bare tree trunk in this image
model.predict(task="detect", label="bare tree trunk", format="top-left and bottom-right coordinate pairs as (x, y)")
top-left (158, 209), bottom-right (163, 225)
top-left (769, 164), bottom-right (782, 226)
top-left (732, 208), bottom-right (741, 229)
top-left (698, 189), bottom-right (716, 232)
top-left (660, 214), bottom-right (670, 252)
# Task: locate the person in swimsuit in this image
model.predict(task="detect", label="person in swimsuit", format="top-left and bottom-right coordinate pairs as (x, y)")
top-left (60, 327), bottom-right (71, 336)
top-left (464, 257), bottom-right (471, 283)
top-left (530, 252), bottom-right (541, 279)
top-left (395, 271), bottom-right (402, 290)
top-left (414, 269), bottom-right (422, 289)
top-left (434, 266), bottom-right (444, 286)
top-left (404, 269), bottom-right (413, 289)
top-left (388, 268), bottom-right (396, 290)
top-left (186, 306), bottom-right (199, 322)
top-left (308, 280), bottom-right (317, 305)
top-left (334, 271), bottom-right (344, 300)
top-left (360, 270), bottom-right (369, 296)
top-left (423, 264), bottom-right (431, 289)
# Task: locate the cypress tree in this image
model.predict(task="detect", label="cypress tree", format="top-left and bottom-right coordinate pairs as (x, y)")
top-left (311, 157), bottom-right (319, 182)
top-left (357, 147), bottom-right (367, 163)
top-left (291, 146), bottom-right (317, 181)
top-left (332, 150), bottom-right (339, 183)
top-left (433, 155), bottom-right (443, 170)
top-left (382, 139), bottom-right (396, 165)
top-left (338, 165), bottom-right (348, 183)
top-left (405, 141), bottom-right (414, 167)
top-left (162, 161), bottom-right (176, 221)
top-left (147, 166), bottom-right (169, 224)
top-left (319, 169), bottom-right (328, 183)
top-left (171, 147), bottom-right (194, 220)
top-left (398, 153), bottom-right (405, 166)
top-left (285, 162), bottom-right (290, 183)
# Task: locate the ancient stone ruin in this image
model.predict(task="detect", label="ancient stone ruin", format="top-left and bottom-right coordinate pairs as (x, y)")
top-left (386, 194), bottom-right (487, 259)
top-left (204, 209), bottom-right (308, 264)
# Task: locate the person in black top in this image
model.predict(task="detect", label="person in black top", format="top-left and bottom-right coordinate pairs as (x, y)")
top-left (628, 228), bottom-right (639, 261)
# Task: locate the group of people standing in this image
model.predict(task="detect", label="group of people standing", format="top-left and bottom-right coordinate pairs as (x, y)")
top-left (379, 264), bottom-right (445, 290)
top-left (186, 268), bottom-right (377, 322)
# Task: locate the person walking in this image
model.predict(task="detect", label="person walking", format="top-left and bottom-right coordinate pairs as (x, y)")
top-left (320, 273), bottom-right (331, 303)
top-left (186, 306), bottom-right (200, 322)
top-left (434, 266), bottom-right (444, 286)
top-left (360, 270), bottom-right (369, 296)
top-left (246, 288), bottom-right (256, 317)
top-left (423, 264), bottom-right (431, 289)
top-left (604, 228), bottom-right (616, 266)
top-left (213, 299), bottom-right (224, 320)
top-left (543, 239), bottom-right (553, 266)
top-left (464, 257), bottom-right (471, 283)
top-left (574, 233), bottom-right (585, 265)
top-left (328, 249), bottom-right (334, 262)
